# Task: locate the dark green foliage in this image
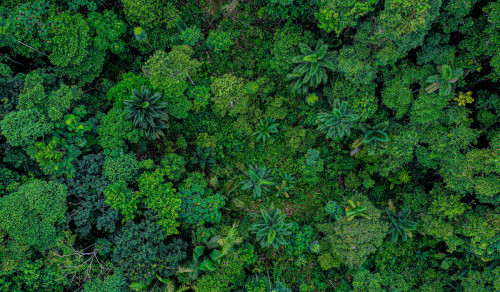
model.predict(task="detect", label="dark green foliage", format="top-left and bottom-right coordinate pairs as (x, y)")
top-left (317, 99), bottom-right (358, 140)
top-left (325, 201), bottom-right (345, 220)
top-left (191, 147), bottom-right (216, 170)
top-left (1, 0), bottom-right (499, 290)
top-left (111, 213), bottom-right (187, 283)
top-left (160, 153), bottom-right (186, 182)
top-left (124, 85), bottom-right (168, 140)
top-left (287, 39), bottom-right (335, 95)
top-left (250, 206), bottom-right (293, 249)
top-left (241, 164), bottom-right (275, 199)
top-left (59, 154), bottom-right (118, 237)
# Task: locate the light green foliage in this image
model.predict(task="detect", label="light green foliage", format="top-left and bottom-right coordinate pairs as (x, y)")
top-left (46, 84), bottom-right (80, 121)
top-left (187, 85), bottom-right (211, 112)
top-left (324, 75), bottom-right (377, 121)
top-left (351, 269), bottom-right (384, 292)
top-left (461, 266), bottom-right (500, 292)
top-left (241, 164), bottom-right (275, 199)
top-left (205, 30), bottom-right (233, 52)
top-left (121, 0), bottom-right (179, 29)
top-left (210, 74), bottom-right (250, 117)
top-left (317, 99), bottom-right (358, 140)
top-left (0, 179), bottom-right (67, 252)
top-left (107, 73), bottom-right (151, 109)
top-left (104, 180), bottom-right (140, 222)
top-left (180, 26), bottom-right (203, 46)
top-left (97, 109), bottom-right (141, 150)
top-left (0, 109), bottom-right (53, 147)
top-left (270, 25), bottom-right (306, 75)
top-left (48, 12), bottom-right (92, 84)
top-left (84, 270), bottom-right (126, 292)
top-left (317, 252), bottom-right (340, 270)
top-left (139, 169), bottom-right (181, 235)
top-left (124, 86), bottom-right (168, 140)
top-left (250, 206), bottom-right (293, 248)
top-left (103, 153), bottom-right (139, 183)
top-left (18, 71), bottom-right (80, 121)
top-left (318, 195), bottom-right (388, 269)
top-left (315, 0), bottom-right (377, 35)
top-left (382, 77), bottom-right (414, 119)
top-left (287, 39), bottom-right (335, 95)
top-left (299, 149), bottom-right (324, 185)
top-left (160, 153), bottom-right (187, 182)
top-left (17, 71), bottom-right (45, 111)
top-left (143, 46), bottom-right (200, 118)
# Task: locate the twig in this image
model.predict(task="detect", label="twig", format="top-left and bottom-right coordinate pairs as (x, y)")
top-left (16, 40), bottom-right (48, 57)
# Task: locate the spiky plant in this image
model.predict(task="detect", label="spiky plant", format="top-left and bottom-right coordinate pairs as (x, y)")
top-left (287, 39), bottom-right (335, 95)
top-left (192, 147), bottom-right (216, 170)
top-left (124, 85), bottom-right (168, 140)
top-left (317, 99), bottom-right (358, 140)
top-left (345, 200), bottom-right (371, 221)
top-left (386, 201), bottom-right (417, 242)
top-left (250, 206), bottom-right (293, 249)
top-left (425, 65), bottom-right (463, 96)
top-left (241, 164), bottom-right (275, 199)
top-left (352, 122), bottom-right (390, 155)
top-left (253, 117), bottom-right (279, 144)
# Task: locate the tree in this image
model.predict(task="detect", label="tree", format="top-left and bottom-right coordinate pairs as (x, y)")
top-left (0, 179), bottom-right (67, 252)
top-left (210, 74), bottom-right (250, 117)
top-left (138, 169), bottom-right (182, 236)
top-left (0, 109), bottom-right (53, 148)
top-left (241, 164), bottom-right (275, 199)
top-left (104, 180), bottom-right (140, 223)
top-left (97, 109), bottom-right (141, 150)
top-left (250, 206), bottom-right (293, 249)
top-left (287, 39), bottom-right (335, 95)
top-left (111, 212), bottom-right (187, 283)
top-left (425, 65), bottom-right (463, 96)
top-left (315, 0), bottom-right (377, 35)
top-left (143, 46), bottom-right (201, 119)
top-left (179, 184), bottom-right (226, 226)
top-left (386, 201), bottom-right (417, 242)
top-left (253, 117), bottom-right (279, 144)
top-left (121, 0), bottom-right (179, 30)
top-left (124, 85), bottom-right (168, 140)
top-left (318, 195), bottom-right (388, 269)
top-left (103, 153), bottom-right (139, 183)
top-left (317, 99), bottom-right (358, 140)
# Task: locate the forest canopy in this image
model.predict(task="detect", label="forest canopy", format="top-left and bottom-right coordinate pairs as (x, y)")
top-left (0, 0), bottom-right (499, 291)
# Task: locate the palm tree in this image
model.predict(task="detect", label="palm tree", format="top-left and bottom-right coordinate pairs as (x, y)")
top-left (240, 164), bottom-right (275, 199)
top-left (253, 117), bottom-right (279, 144)
top-left (386, 201), bottom-right (417, 242)
top-left (124, 85), bottom-right (168, 140)
top-left (317, 100), bottom-right (358, 140)
top-left (250, 206), bottom-right (293, 249)
top-left (425, 65), bottom-right (463, 96)
top-left (351, 122), bottom-right (390, 155)
top-left (287, 39), bottom-right (335, 95)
